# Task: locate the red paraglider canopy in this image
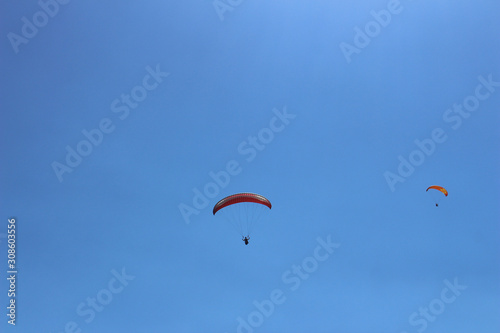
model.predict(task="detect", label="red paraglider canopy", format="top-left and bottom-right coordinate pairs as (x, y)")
top-left (213, 193), bottom-right (272, 215)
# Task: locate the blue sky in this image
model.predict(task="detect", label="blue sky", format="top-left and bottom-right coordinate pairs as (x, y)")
top-left (1, 0), bottom-right (499, 332)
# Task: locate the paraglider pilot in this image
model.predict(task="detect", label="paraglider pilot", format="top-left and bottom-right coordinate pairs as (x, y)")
top-left (242, 236), bottom-right (250, 245)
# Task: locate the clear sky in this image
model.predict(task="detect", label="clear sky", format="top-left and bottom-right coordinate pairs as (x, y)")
top-left (1, 0), bottom-right (499, 332)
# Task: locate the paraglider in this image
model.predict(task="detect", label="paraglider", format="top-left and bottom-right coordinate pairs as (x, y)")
top-left (213, 193), bottom-right (271, 244)
top-left (426, 185), bottom-right (448, 207)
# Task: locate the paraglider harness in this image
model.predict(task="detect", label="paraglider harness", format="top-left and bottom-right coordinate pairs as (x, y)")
top-left (242, 236), bottom-right (250, 245)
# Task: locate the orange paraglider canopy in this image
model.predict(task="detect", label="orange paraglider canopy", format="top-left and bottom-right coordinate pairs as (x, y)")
top-left (426, 185), bottom-right (448, 196)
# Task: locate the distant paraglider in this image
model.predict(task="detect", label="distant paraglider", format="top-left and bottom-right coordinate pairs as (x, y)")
top-left (213, 193), bottom-right (271, 245)
top-left (426, 185), bottom-right (448, 207)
